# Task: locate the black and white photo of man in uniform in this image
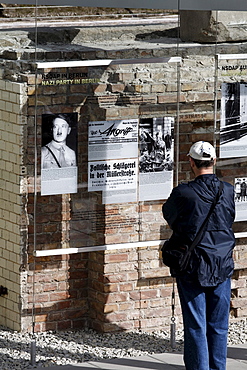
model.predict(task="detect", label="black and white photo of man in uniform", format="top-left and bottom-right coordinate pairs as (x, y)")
top-left (41, 114), bottom-right (77, 169)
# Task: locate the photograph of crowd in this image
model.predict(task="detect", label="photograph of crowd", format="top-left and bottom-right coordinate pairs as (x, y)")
top-left (234, 176), bottom-right (247, 221)
top-left (235, 177), bottom-right (247, 202)
top-left (139, 117), bottom-right (174, 173)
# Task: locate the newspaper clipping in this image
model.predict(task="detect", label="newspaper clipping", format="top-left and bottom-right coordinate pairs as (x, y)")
top-left (88, 159), bottom-right (138, 203)
top-left (88, 117), bottom-right (174, 203)
top-left (88, 119), bottom-right (138, 204)
top-left (88, 119), bottom-right (138, 161)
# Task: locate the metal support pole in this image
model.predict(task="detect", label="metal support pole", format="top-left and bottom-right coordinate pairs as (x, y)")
top-left (30, 0), bottom-right (38, 365)
top-left (30, 340), bottom-right (36, 366)
top-left (170, 279), bottom-right (176, 349)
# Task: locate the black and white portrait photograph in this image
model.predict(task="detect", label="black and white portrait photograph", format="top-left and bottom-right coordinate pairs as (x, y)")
top-left (42, 113), bottom-right (77, 169)
top-left (41, 113), bottom-right (78, 196)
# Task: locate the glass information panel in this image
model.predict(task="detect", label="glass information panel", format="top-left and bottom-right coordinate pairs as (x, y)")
top-left (33, 55), bottom-right (180, 251)
top-left (27, 6), bottom-right (247, 255)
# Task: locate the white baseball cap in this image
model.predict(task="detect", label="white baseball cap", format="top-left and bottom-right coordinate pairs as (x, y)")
top-left (188, 141), bottom-right (216, 161)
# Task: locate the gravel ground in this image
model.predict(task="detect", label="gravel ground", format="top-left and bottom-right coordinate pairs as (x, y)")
top-left (0, 319), bottom-right (246, 369)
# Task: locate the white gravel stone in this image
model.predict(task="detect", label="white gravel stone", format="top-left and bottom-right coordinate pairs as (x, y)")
top-left (0, 318), bottom-right (246, 369)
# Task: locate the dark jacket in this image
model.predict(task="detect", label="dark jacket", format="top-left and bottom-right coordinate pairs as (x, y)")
top-left (162, 174), bottom-right (235, 286)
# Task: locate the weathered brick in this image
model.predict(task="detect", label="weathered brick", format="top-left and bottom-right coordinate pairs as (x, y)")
top-left (106, 292), bottom-right (129, 303)
top-left (109, 83), bottom-right (125, 93)
top-left (140, 290), bottom-right (159, 300)
top-left (231, 298), bottom-right (247, 308)
top-left (105, 253), bottom-right (128, 263)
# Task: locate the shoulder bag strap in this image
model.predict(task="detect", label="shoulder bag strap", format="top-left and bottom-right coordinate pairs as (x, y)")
top-left (45, 145), bottom-right (61, 168)
top-left (188, 181), bottom-right (224, 253)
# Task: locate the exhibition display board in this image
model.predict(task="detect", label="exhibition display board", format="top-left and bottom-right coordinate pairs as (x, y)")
top-left (26, 6), bottom-right (247, 257)
top-left (34, 56), bottom-right (180, 254)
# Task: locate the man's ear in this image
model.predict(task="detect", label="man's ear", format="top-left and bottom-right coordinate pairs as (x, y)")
top-left (68, 127), bottom-right (71, 135)
top-left (189, 157), bottom-right (195, 166)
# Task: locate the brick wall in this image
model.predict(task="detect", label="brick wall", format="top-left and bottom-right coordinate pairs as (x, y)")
top-left (0, 73), bottom-right (27, 331)
top-left (0, 43), bottom-right (246, 332)
top-left (87, 247), bottom-right (182, 332)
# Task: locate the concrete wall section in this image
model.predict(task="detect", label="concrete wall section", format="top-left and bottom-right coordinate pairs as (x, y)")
top-left (180, 11), bottom-right (247, 42)
top-left (2, 0), bottom-right (247, 11)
